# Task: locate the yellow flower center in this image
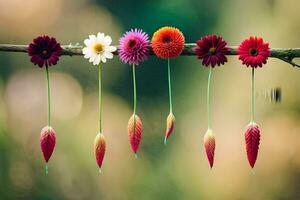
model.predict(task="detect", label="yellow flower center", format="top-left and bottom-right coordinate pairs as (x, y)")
top-left (93, 43), bottom-right (104, 54)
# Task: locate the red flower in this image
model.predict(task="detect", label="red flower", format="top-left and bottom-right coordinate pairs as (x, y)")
top-left (28, 35), bottom-right (63, 68)
top-left (127, 114), bottom-right (143, 155)
top-left (244, 123), bottom-right (261, 168)
top-left (203, 129), bottom-right (216, 168)
top-left (164, 112), bottom-right (175, 145)
top-left (237, 36), bottom-right (270, 68)
top-left (195, 35), bottom-right (229, 67)
top-left (151, 27), bottom-right (185, 59)
top-left (40, 126), bottom-right (56, 163)
top-left (94, 133), bottom-right (106, 169)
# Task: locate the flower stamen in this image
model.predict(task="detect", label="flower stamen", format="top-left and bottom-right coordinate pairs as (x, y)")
top-left (249, 48), bottom-right (258, 56)
top-left (127, 39), bottom-right (137, 48)
top-left (93, 43), bottom-right (104, 54)
top-left (209, 47), bottom-right (217, 55)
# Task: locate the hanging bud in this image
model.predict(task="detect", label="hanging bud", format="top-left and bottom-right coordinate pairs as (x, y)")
top-left (203, 129), bottom-right (216, 168)
top-left (164, 112), bottom-right (175, 145)
top-left (245, 122), bottom-right (260, 168)
top-left (40, 126), bottom-right (56, 163)
top-left (94, 133), bottom-right (106, 170)
top-left (127, 114), bottom-right (143, 155)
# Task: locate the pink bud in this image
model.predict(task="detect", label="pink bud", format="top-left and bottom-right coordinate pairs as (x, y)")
top-left (203, 129), bottom-right (216, 168)
top-left (245, 123), bottom-right (260, 168)
top-left (40, 126), bottom-right (56, 163)
top-left (94, 133), bottom-right (106, 169)
top-left (127, 114), bottom-right (143, 155)
top-left (164, 112), bottom-right (175, 145)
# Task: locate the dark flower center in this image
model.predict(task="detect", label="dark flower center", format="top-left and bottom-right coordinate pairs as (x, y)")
top-left (41, 50), bottom-right (50, 58)
top-left (249, 48), bottom-right (258, 56)
top-left (127, 39), bottom-right (137, 48)
top-left (209, 47), bottom-right (217, 55)
top-left (162, 35), bottom-right (171, 43)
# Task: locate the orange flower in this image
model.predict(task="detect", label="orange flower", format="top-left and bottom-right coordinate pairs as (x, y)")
top-left (151, 27), bottom-right (185, 59)
top-left (94, 133), bottom-right (106, 170)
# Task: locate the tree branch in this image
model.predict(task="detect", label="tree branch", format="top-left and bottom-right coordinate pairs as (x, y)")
top-left (0, 44), bottom-right (300, 68)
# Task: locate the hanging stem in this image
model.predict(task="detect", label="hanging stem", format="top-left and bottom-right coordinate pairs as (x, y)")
top-left (251, 67), bottom-right (255, 123)
top-left (167, 59), bottom-right (173, 113)
top-left (132, 64), bottom-right (137, 115)
top-left (98, 65), bottom-right (102, 134)
top-left (207, 67), bottom-right (212, 130)
top-left (45, 66), bottom-right (51, 128)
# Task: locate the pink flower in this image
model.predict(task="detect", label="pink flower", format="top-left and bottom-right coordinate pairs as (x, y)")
top-left (119, 29), bottom-right (149, 65)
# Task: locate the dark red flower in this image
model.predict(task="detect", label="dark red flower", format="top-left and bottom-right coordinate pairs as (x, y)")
top-left (40, 126), bottom-right (56, 163)
top-left (151, 27), bottom-right (185, 59)
top-left (28, 35), bottom-right (63, 68)
top-left (195, 35), bottom-right (229, 67)
top-left (237, 36), bottom-right (270, 68)
top-left (244, 123), bottom-right (261, 168)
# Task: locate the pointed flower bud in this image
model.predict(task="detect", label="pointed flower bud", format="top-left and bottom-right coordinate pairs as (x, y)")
top-left (203, 129), bottom-right (216, 168)
top-left (127, 114), bottom-right (143, 155)
top-left (245, 122), bottom-right (261, 168)
top-left (40, 126), bottom-right (56, 163)
top-left (94, 133), bottom-right (106, 169)
top-left (164, 112), bottom-right (175, 145)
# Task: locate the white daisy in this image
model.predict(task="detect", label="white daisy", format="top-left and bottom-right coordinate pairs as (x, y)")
top-left (82, 32), bottom-right (117, 65)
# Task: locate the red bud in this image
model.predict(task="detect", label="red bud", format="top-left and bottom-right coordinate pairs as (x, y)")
top-left (40, 126), bottom-right (56, 163)
top-left (94, 133), bottom-right (106, 169)
top-left (203, 129), bottom-right (216, 168)
top-left (245, 123), bottom-right (260, 168)
top-left (164, 112), bottom-right (175, 145)
top-left (127, 114), bottom-right (143, 155)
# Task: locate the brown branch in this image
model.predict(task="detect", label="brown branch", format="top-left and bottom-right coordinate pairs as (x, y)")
top-left (0, 44), bottom-right (300, 68)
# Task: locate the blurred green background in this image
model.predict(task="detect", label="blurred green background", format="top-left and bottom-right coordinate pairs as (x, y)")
top-left (0, 0), bottom-right (300, 199)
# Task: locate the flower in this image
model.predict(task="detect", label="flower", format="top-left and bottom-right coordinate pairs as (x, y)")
top-left (40, 126), bottom-right (56, 163)
top-left (164, 112), bottom-right (175, 145)
top-left (82, 33), bottom-right (117, 65)
top-left (237, 36), bottom-right (270, 68)
top-left (94, 133), bottom-right (106, 170)
top-left (119, 29), bottom-right (150, 65)
top-left (203, 129), bottom-right (216, 168)
top-left (28, 35), bottom-right (63, 68)
top-left (244, 122), bottom-right (261, 168)
top-left (127, 114), bottom-right (143, 155)
top-left (195, 35), bottom-right (229, 67)
top-left (151, 27), bottom-right (185, 59)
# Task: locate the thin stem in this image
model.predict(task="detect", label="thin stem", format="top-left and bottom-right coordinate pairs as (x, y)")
top-left (132, 64), bottom-right (137, 114)
top-left (45, 66), bottom-right (51, 128)
top-left (251, 67), bottom-right (255, 123)
top-left (167, 59), bottom-right (173, 113)
top-left (207, 67), bottom-right (212, 130)
top-left (98, 65), bottom-right (102, 134)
